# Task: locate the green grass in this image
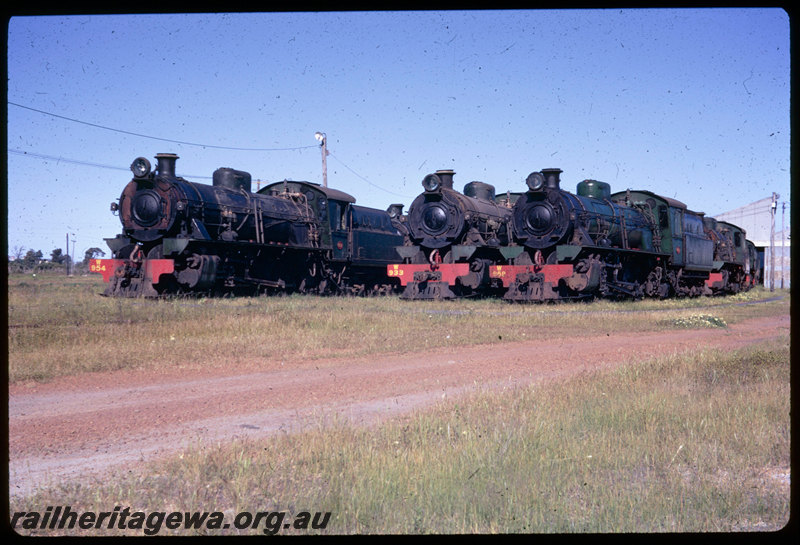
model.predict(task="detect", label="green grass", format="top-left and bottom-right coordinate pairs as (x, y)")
top-left (7, 272), bottom-right (790, 383)
top-left (12, 337), bottom-right (790, 534)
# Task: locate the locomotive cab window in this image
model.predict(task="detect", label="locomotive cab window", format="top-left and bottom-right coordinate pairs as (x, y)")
top-left (658, 205), bottom-right (669, 229)
top-left (329, 201), bottom-right (348, 231)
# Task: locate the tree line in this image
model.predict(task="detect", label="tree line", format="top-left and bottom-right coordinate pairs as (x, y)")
top-left (8, 246), bottom-right (106, 274)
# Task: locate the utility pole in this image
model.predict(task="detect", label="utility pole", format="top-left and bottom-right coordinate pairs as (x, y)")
top-left (781, 201), bottom-right (785, 289)
top-left (70, 234), bottom-right (76, 277)
top-left (769, 193), bottom-right (778, 291)
top-left (66, 233), bottom-right (70, 276)
top-left (314, 132), bottom-right (328, 187)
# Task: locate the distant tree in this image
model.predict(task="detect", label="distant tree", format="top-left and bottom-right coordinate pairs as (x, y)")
top-left (10, 245), bottom-right (26, 261)
top-left (22, 249), bottom-right (43, 269)
top-left (51, 248), bottom-right (66, 264)
top-left (83, 247), bottom-right (106, 265)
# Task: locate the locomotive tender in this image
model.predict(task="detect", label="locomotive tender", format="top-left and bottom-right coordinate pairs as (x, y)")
top-left (91, 153), bottom-right (403, 296)
top-left (387, 169), bottom-right (518, 299)
top-left (488, 168), bottom-right (758, 302)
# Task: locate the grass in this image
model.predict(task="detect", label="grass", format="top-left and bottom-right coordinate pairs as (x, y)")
top-left (6, 272), bottom-right (790, 383)
top-left (7, 273), bottom-right (791, 533)
top-left (12, 337), bottom-right (790, 534)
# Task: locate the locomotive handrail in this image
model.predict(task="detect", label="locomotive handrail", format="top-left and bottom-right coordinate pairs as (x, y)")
top-left (254, 201), bottom-right (264, 244)
top-left (616, 199), bottom-right (629, 249)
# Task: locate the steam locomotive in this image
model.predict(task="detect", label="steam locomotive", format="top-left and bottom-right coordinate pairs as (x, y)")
top-left (90, 153), bottom-right (404, 296)
top-left (386, 169), bottom-right (517, 299)
top-left (487, 168), bottom-right (759, 302)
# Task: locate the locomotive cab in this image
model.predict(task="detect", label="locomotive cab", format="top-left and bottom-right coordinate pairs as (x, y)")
top-left (260, 180), bottom-right (355, 257)
top-left (611, 190), bottom-right (719, 296)
top-left (610, 190), bottom-right (687, 262)
top-left (259, 180), bottom-right (403, 263)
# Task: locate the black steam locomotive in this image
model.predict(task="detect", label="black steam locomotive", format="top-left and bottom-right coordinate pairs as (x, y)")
top-left (387, 169), bottom-right (517, 299)
top-left (488, 168), bottom-right (760, 302)
top-left (91, 153), bottom-right (404, 296)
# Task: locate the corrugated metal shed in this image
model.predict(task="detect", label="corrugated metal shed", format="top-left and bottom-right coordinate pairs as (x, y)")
top-left (715, 195), bottom-right (790, 289)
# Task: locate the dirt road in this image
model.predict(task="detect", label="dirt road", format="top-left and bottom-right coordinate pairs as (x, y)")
top-left (8, 313), bottom-right (790, 498)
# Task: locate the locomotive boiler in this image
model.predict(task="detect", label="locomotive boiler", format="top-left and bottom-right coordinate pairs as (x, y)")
top-left (91, 153), bottom-right (403, 296)
top-left (387, 169), bottom-right (514, 299)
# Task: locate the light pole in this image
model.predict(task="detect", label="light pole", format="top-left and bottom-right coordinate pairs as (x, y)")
top-left (769, 193), bottom-right (778, 291)
top-left (314, 131), bottom-right (328, 188)
top-left (781, 201), bottom-right (785, 289)
top-left (70, 233), bottom-right (76, 277)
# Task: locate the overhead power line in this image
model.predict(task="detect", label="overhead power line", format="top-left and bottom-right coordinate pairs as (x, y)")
top-left (9, 101), bottom-right (414, 198)
top-left (9, 149), bottom-right (211, 179)
top-left (8, 101), bottom-right (318, 152)
top-left (9, 149), bottom-right (130, 171)
top-left (328, 153), bottom-right (413, 199)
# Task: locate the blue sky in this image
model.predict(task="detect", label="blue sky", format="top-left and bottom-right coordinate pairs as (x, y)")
top-left (6, 9), bottom-right (790, 259)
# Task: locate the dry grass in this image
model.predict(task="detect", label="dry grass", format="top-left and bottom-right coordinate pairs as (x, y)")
top-left (7, 272), bottom-right (789, 383)
top-left (12, 336), bottom-right (790, 534)
top-left (8, 273), bottom-right (791, 533)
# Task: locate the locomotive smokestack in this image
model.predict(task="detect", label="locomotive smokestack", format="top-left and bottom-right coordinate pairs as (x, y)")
top-left (155, 153), bottom-right (179, 178)
top-left (541, 168), bottom-right (562, 189)
top-left (435, 169), bottom-right (455, 190)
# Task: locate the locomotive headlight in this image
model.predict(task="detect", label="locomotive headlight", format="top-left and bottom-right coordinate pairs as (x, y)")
top-left (130, 156), bottom-right (152, 178)
top-left (387, 204), bottom-right (403, 218)
top-left (422, 173), bottom-right (442, 192)
top-left (526, 171), bottom-right (545, 191)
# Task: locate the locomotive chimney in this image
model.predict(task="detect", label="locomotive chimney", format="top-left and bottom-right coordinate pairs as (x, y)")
top-left (435, 169), bottom-right (455, 190)
top-left (155, 153), bottom-right (179, 178)
top-left (541, 168), bottom-right (562, 189)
